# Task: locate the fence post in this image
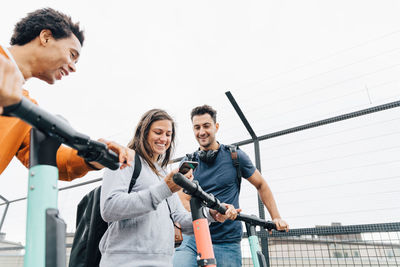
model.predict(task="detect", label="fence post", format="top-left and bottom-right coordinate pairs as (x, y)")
top-left (254, 140), bottom-right (270, 266)
top-left (225, 91), bottom-right (271, 265)
top-left (0, 195), bottom-right (10, 233)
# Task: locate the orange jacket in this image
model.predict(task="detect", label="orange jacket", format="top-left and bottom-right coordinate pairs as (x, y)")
top-left (0, 46), bottom-right (93, 181)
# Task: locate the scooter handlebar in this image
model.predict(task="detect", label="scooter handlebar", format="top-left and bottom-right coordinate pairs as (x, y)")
top-left (173, 172), bottom-right (198, 195)
top-left (173, 173), bottom-right (227, 214)
top-left (77, 139), bottom-right (120, 170)
top-left (3, 97), bottom-right (120, 170)
top-left (3, 97), bottom-right (78, 142)
top-left (173, 173), bottom-right (279, 230)
top-left (236, 213), bottom-right (277, 230)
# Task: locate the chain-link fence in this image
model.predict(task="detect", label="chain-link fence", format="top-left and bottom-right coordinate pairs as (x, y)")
top-left (1, 96), bottom-right (399, 267)
top-left (241, 222), bottom-right (400, 267)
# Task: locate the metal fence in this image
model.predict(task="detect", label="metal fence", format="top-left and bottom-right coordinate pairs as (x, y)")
top-left (240, 222), bottom-right (400, 267)
top-left (1, 223), bottom-right (400, 267)
top-left (226, 93), bottom-right (400, 266)
top-left (0, 93), bottom-right (399, 267)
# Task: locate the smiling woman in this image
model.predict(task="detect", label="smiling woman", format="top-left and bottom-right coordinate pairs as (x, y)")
top-left (127, 109), bottom-right (176, 176)
top-left (99, 109), bottom-right (193, 266)
top-left (99, 108), bottom-right (237, 267)
top-left (147, 120), bottom-right (173, 161)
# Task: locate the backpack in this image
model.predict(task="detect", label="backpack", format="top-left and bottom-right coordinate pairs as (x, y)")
top-left (68, 153), bottom-right (141, 267)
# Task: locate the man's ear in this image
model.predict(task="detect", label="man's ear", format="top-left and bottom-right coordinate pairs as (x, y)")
top-left (39, 29), bottom-right (53, 46)
top-left (215, 122), bottom-right (219, 132)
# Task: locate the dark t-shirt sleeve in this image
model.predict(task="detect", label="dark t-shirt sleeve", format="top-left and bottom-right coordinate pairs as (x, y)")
top-left (238, 149), bottom-right (256, 179)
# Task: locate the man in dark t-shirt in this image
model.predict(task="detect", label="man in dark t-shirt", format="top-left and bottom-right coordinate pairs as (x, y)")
top-left (173, 105), bottom-right (289, 267)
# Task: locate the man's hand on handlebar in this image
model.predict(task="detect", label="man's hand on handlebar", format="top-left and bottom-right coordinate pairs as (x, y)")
top-left (272, 218), bottom-right (289, 233)
top-left (210, 204), bottom-right (242, 223)
top-left (87, 138), bottom-right (135, 170)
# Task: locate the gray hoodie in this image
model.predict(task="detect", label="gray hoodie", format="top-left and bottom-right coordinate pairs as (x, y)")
top-left (99, 156), bottom-right (211, 267)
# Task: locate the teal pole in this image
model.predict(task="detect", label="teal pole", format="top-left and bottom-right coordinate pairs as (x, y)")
top-left (23, 128), bottom-right (62, 267)
top-left (248, 235), bottom-right (261, 267)
top-left (24, 165), bottom-right (59, 267)
top-left (246, 222), bottom-right (268, 267)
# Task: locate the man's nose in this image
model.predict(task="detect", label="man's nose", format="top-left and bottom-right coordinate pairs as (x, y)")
top-left (199, 128), bottom-right (206, 136)
top-left (68, 61), bottom-right (77, 73)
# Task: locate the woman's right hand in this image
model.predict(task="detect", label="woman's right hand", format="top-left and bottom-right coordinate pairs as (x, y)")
top-left (164, 169), bottom-right (193, 193)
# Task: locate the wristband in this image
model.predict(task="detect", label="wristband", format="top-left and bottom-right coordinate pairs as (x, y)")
top-left (2, 100), bottom-right (22, 116)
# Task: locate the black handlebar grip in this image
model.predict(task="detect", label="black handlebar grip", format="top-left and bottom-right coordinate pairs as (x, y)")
top-left (173, 173), bottom-right (198, 194)
top-left (78, 139), bottom-right (121, 170)
top-left (216, 203), bottom-right (227, 215)
top-left (264, 220), bottom-right (277, 231)
top-left (94, 149), bottom-right (120, 170)
top-left (236, 213), bottom-right (277, 230)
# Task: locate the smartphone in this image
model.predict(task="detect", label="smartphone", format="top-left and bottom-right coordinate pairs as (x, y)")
top-left (178, 161), bottom-right (198, 174)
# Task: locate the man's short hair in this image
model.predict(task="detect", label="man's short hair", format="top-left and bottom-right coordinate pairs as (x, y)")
top-left (10, 8), bottom-right (84, 46)
top-left (191, 105), bottom-right (217, 123)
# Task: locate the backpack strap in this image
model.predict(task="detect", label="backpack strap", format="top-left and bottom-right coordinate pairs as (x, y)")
top-left (228, 145), bottom-right (242, 191)
top-left (128, 152), bottom-right (142, 193)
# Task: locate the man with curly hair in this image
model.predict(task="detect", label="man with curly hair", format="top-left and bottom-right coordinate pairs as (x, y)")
top-left (0, 8), bottom-right (133, 180)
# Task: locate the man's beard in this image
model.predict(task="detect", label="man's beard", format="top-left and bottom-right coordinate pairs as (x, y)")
top-left (199, 136), bottom-right (214, 149)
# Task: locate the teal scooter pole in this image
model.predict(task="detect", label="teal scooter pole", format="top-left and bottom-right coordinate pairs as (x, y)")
top-left (245, 222), bottom-right (267, 267)
top-left (3, 97), bottom-right (120, 267)
top-left (24, 128), bottom-right (64, 267)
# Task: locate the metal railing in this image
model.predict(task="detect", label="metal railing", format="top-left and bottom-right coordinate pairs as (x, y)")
top-left (0, 92), bottom-right (399, 267)
top-left (257, 222), bottom-right (400, 266)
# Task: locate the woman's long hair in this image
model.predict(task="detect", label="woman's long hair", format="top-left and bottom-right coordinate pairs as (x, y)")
top-left (127, 109), bottom-right (175, 176)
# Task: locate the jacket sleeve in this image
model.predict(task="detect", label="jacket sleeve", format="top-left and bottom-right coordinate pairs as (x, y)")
top-left (100, 165), bottom-right (173, 222)
top-left (16, 129), bottom-right (94, 181)
top-left (169, 194), bottom-right (194, 235)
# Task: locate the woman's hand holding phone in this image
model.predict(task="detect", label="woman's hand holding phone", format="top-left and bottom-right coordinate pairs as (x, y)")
top-left (164, 168), bottom-right (194, 193)
top-left (178, 161), bottom-right (198, 174)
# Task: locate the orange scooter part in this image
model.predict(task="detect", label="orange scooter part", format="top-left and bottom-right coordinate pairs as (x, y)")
top-left (193, 218), bottom-right (216, 267)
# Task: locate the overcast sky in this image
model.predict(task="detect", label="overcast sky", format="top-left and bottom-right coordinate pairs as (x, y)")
top-left (0, 0), bottom-right (399, 244)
